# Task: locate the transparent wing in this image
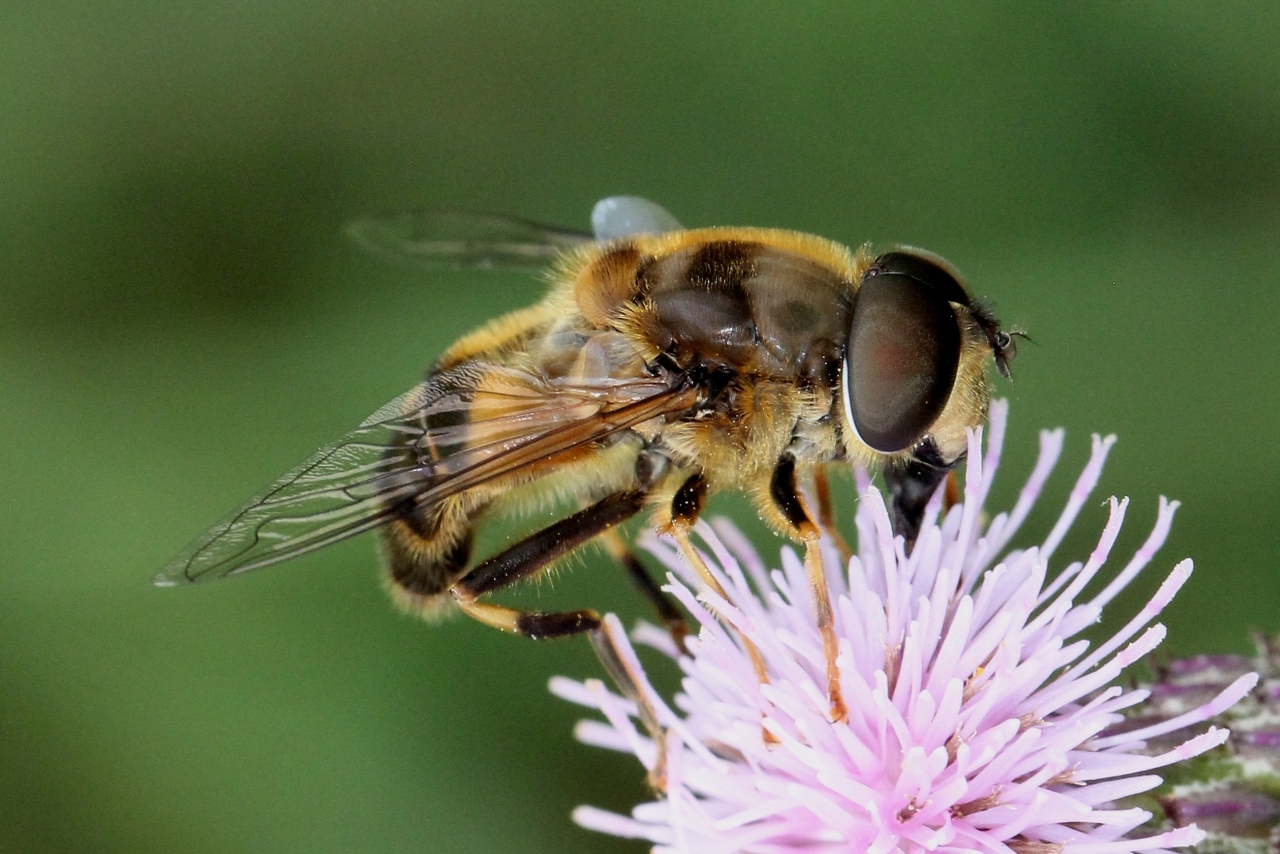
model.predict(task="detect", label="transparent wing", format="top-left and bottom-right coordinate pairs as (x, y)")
top-left (344, 211), bottom-right (593, 272)
top-left (590, 196), bottom-right (684, 241)
top-left (345, 197), bottom-right (685, 271)
top-left (157, 364), bottom-right (695, 586)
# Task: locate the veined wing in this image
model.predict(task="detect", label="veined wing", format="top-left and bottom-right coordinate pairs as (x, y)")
top-left (157, 364), bottom-right (697, 586)
top-left (344, 210), bottom-right (593, 272)
top-left (344, 197), bottom-right (684, 272)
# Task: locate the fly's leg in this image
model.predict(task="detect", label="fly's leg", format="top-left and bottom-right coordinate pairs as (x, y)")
top-left (663, 473), bottom-right (716, 589)
top-left (588, 616), bottom-right (670, 790)
top-left (813, 466), bottom-right (853, 565)
top-left (450, 490), bottom-right (646, 637)
top-left (771, 455), bottom-right (847, 723)
top-left (662, 473), bottom-right (772, 697)
top-left (447, 463), bottom-right (671, 788)
top-left (943, 470), bottom-right (961, 514)
top-left (600, 529), bottom-right (690, 652)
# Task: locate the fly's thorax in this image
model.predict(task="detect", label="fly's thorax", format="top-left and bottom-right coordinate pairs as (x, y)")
top-left (561, 232), bottom-right (867, 482)
top-left (567, 229), bottom-right (860, 384)
top-left (650, 378), bottom-right (826, 492)
top-left (640, 241), bottom-right (854, 381)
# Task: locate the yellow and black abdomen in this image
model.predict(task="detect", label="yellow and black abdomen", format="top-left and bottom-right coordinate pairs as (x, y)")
top-left (379, 363), bottom-right (490, 616)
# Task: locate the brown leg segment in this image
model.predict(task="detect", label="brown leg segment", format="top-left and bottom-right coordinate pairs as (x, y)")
top-left (943, 470), bottom-right (961, 514)
top-left (813, 466), bottom-right (853, 565)
top-left (445, 485), bottom-right (672, 789)
top-left (589, 619), bottom-right (669, 791)
top-left (665, 473), bottom-right (720, 593)
top-left (771, 455), bottom-right (847, 723)
top-left (663, 473), bottom-right (773, 696)
top-left (450, 489), bottom-right (648, 638)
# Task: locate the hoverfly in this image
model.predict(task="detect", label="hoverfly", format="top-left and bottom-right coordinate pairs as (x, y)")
top-left (159, 196), bottom-right (1015, 724)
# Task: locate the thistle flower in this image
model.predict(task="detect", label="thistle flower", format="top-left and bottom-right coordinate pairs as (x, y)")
top-left (551, 401), bottom-right (1257, 854)
top-left (1132, 641), bottom-right (1280, 852)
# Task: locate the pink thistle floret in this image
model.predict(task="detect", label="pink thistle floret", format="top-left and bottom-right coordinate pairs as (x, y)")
top-left (550, 401), bottom-right (1257, 854)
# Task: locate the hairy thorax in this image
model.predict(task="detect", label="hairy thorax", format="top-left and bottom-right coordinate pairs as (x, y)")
top-left (545, 231), bottom-right (866, 489)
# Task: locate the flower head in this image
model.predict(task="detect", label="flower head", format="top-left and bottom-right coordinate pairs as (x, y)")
top-left (552, 401), bottom-right (1257, 854)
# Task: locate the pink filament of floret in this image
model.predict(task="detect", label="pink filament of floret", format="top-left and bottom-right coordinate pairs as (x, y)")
top-left (551, 401), bottom-right (1256, 854)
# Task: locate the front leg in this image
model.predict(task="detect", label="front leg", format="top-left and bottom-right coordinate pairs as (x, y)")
top-left (769, 454), bottom-right (847, 723)
top-left (812, 466), bottom-right (853, 564)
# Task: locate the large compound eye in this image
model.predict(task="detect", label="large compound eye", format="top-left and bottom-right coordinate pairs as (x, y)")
top-left (843, 270), bottom-right (962, 453)
top-left (870, 249), bottom-right (971, 308)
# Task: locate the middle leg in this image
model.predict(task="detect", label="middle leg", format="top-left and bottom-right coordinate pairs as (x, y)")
top-left (660, 471), bottom-right (772, 690)
top-left (771, 454), bottom-right (847, 723)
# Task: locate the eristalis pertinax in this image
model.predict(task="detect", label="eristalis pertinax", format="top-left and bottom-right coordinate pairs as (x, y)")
top-left (159, 196), bottom-right (1015, 728)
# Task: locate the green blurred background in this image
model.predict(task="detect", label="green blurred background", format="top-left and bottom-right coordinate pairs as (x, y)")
top-left (2, 3), bottom-right (1278, 852)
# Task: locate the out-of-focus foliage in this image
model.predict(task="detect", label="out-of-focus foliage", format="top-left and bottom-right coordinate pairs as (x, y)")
top-left (1, 3), bottom-right (1277, 852)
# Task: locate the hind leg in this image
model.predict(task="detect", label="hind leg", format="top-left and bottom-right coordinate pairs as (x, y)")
top-left (449, 489), bottom-right (648, 636)
top-left (600, 529), bottom-right (690, 652)
top-left (446, 487), bottom-right (672, 789)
